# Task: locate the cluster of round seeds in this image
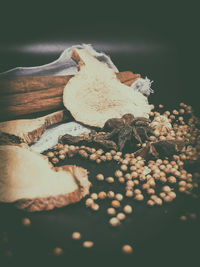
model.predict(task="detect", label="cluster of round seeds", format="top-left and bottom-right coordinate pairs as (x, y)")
top-left (44, 102), bottom-right (200, 254)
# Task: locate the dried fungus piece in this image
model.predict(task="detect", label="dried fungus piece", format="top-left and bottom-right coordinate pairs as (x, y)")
top-left (0, 110), bottom-right (68, 145)
top-left (63, 49), bottom-right (152, 128)
top-left (60, 131), bottom-right (118, 150)
top-left (134, 140), bottom-right (185, 159)
top-left (0, 145), bottom-right (91, 212)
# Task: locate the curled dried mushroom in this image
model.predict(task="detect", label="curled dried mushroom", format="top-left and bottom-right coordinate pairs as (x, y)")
top-left (63, 49), bottom-right (152, 128)
top-left (0, 145), bottom-right (91, 212)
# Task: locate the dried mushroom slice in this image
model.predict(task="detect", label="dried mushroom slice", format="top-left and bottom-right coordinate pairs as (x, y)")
top-left (63, 49), bottom-right (152, 128)
top-left (0, 110), bottom-right (68, 145)
top-left (0, 145), bottom-right (91, 212)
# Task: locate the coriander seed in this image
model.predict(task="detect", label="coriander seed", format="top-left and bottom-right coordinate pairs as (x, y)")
top-left (123, 205), bottom-right (132, 214)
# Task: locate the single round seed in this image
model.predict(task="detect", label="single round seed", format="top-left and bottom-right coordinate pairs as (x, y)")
top-left (22, 218), bottom-right (31, 227)
top-left (121, 164), bottom-right (128, 171)
top-left (122, 244), bottom-right (133, 254)
top-left (52, 157), bottom-right (59, 164)
top-left (126, 190), bottom-right (134, 197)
top-left (59, 154), bottom-right (65, 160)
top-left (85, 198), bottom-right (94, 207)
top-left (168, 176), bottom-right (177, 183)
top-left (100, 155), bottom-right (107, 161)
top-left (107, 207), bottom-right (116, 216)
top-left (83, 241), bottom-right (94, 248)
top-left (90, 154), bottom-right (97, 161)
top-left (107, 191), bottom-right (115, 199)
top-left (179, 187), bottom-right (186, 192)
top-left (98, 191), bottom-right (107, 199)
top-left (112, 200), bottom-right (121, 208)
top-left (115, 193), bottom-right (123, 201)
top-left (96, 174), bottom-right (104, 181)
top-left (159, 192), bottom-right (166, 198)
top-left (168, 192), bottom-right (176, 199)
top-left (106, 177), bottom-right (115, 183)
top-left (72, 232), bottom-right (81, 240)
top-left (126, 180), bottom-right (134, 187)
top-left (162, 186), bottom-right (171, 193)
top-left (135, 194), bottom-right (144, 201)
top-left (154, 197), bottom-right (163, 205)
top-left (109, 217), bottom-right (120, 227)
top-left (91, 203), bottom-right (100, 211)
top-left (91, 193), bottom-right (98, 200)
top-left (147, 188), bottom-right (155, 195)
top-left (123, 205), bottom-right (133, 214)
top-left (118, 177), bottom-right (125, 183)
top-left (180, 215), bottom-right (187, 221)
top-left (164, 196), bottom-right (173, 202)
top-left (178, 181), bottom-right (186, 187)
top-left (147, 199), bottom-right (155, 206)
top-left (115, 170), bottom-right (123, 178)
top-left (117, 212), bottom-right (126, 221)
top-left (134, 189), bottom-right (142, 194)
top-left (53, 247), bottom-right (63, 256)
top-left (47, 151), bottom-right (54, 158)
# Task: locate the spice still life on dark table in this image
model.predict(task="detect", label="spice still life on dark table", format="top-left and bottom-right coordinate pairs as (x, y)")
top-left (0, 41), bottom-right (200, 267)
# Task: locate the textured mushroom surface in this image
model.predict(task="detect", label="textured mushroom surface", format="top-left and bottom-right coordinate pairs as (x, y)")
top-left (0, 145), bottom-right (90, 211)
top-left (0, 110), bottom-right (68, 144)
top-left (63, 49), bottom-right (152, 128)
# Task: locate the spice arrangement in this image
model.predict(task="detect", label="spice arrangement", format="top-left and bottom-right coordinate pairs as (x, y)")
top-left (0, 47), bottom-right (200, 259)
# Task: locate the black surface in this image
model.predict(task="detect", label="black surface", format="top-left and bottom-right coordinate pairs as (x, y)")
top-left (0, 1), bottom-right (200, 266)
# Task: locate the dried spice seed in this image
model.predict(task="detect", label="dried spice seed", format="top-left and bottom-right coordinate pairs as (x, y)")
top-left (96, 174), bottom-right (104, 181)
top-left (112, 200), bottom-right (121, 208)
top-left (53, 247), bottom-right (64, 256)
top-left (72, 232), bottom-right (81, 240)
top-left (22, 218), bottom-right (31, 227)
top-left (117, 213), bottom-right (126, 221)
top-left (122, 244), bottom-right (133, 254)
top-left (107, 207), bottom-right (116, 216)
top-left (109, 217), bottom-right (120, 226)
top-left (83, 241), bottom-right (94, 248)
top-left (123, 205), bottom-right (133, 214)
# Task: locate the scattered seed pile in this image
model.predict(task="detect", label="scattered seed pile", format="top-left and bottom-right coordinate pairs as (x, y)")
top-left (42, 102), bottom-right (200, 253)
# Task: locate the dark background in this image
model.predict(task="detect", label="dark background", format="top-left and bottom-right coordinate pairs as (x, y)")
top-left (0, 1), bottom-right (200, 266)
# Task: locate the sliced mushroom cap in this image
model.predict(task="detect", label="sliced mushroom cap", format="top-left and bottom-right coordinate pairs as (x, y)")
top-left (63, 49), bottom-right (152, 128)
top-left (0, 145), bottom-right (90, 211)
